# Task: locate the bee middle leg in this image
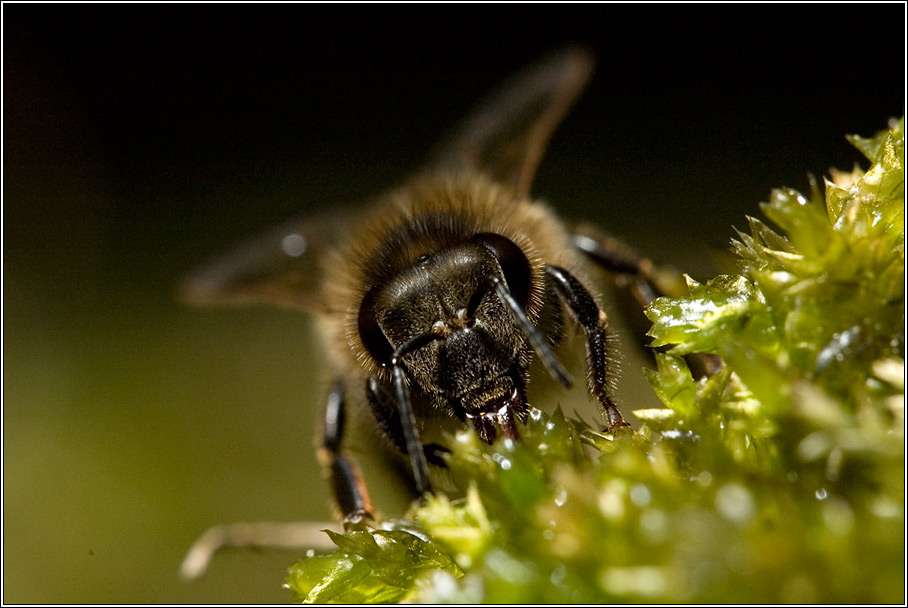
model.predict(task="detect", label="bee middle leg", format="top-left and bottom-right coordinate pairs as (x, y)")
top-left (572, 228), bottom-right (721, 378)
top-left (179, 385), bottom-right (363, 580)
top-left (572, 228), bottom-right (688, 308)
top-left (320, 378), bottom-right (374, 521)
top-left (545, 265), bottom-right (627, 429)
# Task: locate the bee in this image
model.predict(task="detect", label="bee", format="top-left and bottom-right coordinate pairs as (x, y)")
top-left (180, 47), bottom-right (680, 577)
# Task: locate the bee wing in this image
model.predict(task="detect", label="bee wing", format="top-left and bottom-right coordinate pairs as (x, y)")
top-left (427, 46), bottom-right (594, 200)
top-left (179, 212), bottom-right (343, 311)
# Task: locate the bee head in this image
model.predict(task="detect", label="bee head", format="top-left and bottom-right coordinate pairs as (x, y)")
top-left (358, 232), bottom-right (533, 381)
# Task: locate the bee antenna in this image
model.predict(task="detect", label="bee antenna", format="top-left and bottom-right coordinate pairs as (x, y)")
top-left (489, 276), bottom-right (573, 388)
top-left (390, 332), bottom-right (442, 496)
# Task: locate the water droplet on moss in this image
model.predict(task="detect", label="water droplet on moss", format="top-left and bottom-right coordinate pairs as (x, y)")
top-left (492, 453), bottom-right (512, 470)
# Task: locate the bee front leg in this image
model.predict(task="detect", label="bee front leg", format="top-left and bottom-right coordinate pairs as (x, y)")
top-left (320, 378), bottom-right (374, 521)
top-left (545, 265), bottom-right (628, 430)
top-left (366, 376), bottom-right (450, 470)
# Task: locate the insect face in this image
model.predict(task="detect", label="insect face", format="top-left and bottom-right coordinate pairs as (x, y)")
top-left (360, 232), bottom-right (535, 440)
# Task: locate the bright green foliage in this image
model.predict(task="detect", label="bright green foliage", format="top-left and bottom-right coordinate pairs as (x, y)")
top-left (285, 523), bottom-right (462, 603)
top-left (285, 120), bottom-right (904, 603)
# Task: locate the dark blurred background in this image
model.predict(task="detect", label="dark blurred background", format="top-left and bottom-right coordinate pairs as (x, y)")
top-left (4, 4), bottom-right (903, 603)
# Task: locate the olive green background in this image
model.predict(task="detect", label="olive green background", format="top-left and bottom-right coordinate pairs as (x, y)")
top-left (4, 4), bottom-right (903, 604)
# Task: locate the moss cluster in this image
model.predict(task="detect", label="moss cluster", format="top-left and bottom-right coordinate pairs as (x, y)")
top-left (285, 119), bottom-right (904, 603)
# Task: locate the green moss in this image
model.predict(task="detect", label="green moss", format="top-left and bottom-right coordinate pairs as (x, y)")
top-left (285, 119), bottom-right (904, 604)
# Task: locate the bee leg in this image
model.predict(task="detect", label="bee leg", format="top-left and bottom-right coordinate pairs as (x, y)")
top-left (572, 231), bottom-right (687, 307)
top-left (572, 230), bottom-right (722, 378)
top-left (181, 385), bottom-right (363, 581)
top-left (320, 378), bottom-right (374, 521)
top-left (366, 376), bottom-right (449, 469)
top-left (180, 521), bottom-right (338, 581)
top-left (181, 380), bottom-right (363, 581)
top-left (546, 265), bottom-right (628, 430)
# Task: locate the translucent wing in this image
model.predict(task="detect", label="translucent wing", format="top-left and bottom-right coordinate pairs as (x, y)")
top-left (427, 46), bottom-right (594, 199)
top-left (179, 212), bottom-right (343, 311)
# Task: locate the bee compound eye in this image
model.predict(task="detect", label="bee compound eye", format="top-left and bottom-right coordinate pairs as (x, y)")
top-left (472, 233), bottom-right (532, 308)
top-left (357, 287), bottom-right (394, 365)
